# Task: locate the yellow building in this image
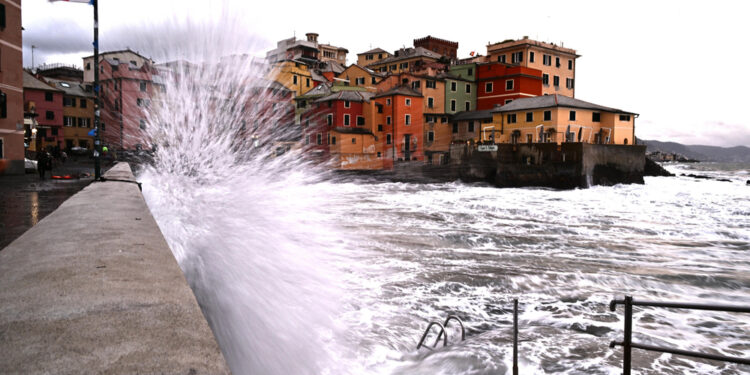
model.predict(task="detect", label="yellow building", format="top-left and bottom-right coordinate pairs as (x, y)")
top-left (450, 109), bottom-right (495, 144)
top-left (356, 48), bottom-right (392, 67)
top-left (366, 47), bottom-right (442, 74)
top-left (266, 60), bottom-right (315, 96)
top-left (338, 64), bottom-right (385, 91)
top-left (491, 95), bottom-right (637, 145)
top-left (329, 127), bottom-right (382, 170)
top-left (46, 78), bottom-right (95, 151)
top-left (486, 37), bottom-right (579, 97)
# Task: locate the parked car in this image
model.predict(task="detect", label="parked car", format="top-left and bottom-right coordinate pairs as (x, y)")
top-left (24, 158), bottom-right (37, 173)
top-left (69, 146), bottom-right (89, 155)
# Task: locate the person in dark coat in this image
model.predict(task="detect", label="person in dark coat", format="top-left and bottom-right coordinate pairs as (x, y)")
top-left (37, 151), bottom-right (49, 179)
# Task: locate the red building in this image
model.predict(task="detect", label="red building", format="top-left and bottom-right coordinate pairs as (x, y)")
top-left (475, 62), bottom-right (542, 110)
top-left (371, 86), bottom-right (424, 162)
top-left (23, 71), bottom-right (64, 151)
top-left (300, 89), bottom-right (372, 160)
top-left (414, 35), bottom-right (459, 60)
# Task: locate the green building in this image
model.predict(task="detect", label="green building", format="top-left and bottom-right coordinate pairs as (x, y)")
top-left (444, 63), bottom-right (477, 115)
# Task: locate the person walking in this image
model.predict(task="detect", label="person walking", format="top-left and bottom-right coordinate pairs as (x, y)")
top-left (37, 150), bottom-right (49, 180)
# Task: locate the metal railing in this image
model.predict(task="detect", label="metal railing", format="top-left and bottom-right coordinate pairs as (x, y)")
top-left (609, 295), bottom-right (750, 374)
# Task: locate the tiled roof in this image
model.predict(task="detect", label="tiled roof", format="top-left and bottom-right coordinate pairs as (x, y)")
top-left (45, 78), bottom-right (94, 98)
top-left (357, 48), bottom-right (389, 55)
top-left (451, 109), bottom-right (495, 121)
top-left (314, 90), bottom-right (374, 103)
top-left (369, 47), bottom-right (442, 66)
top-left (295, 82), bottom-right (332, 99)
top-left (22, 71), bottom-right (62, 92)
top-left (491, 95), bottom-right (636, 115)
top-left (371, 85), bottom-right (423, 99)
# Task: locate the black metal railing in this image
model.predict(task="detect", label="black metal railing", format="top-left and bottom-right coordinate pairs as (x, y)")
top-left (609, 295), bottom-right (750, 374)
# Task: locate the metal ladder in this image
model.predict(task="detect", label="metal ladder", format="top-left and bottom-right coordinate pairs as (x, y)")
top-left (416, 315), bottom-right (466, 350)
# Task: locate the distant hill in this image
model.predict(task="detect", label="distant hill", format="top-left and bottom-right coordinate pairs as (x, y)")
top-left (641, 140), bottom-right (750, 162)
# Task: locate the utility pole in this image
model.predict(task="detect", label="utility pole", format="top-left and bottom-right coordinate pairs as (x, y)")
top-left (93, 0), bottom-right (101, 180)
top-left (31, 45), bottom-right (36, 71)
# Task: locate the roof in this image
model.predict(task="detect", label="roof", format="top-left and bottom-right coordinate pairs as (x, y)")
top-left (319, 43), bottom-right (349, 53)
top-left (44, 78), bottom-right (94, 98)
top-left (22, 71), bottom-right (63, 92)
top-left (436, 72), bottom-right (473, 83)
top-left (295, 82), bottom-right (332, 100)
top-left (318, 61), bottom-right (346, 74)
top-left (342, 64), bottom-right (385, 78)
top-left (369, 47), bottom-right (442, 66)
top-left (331, 127), bottom-right (373, 135)
top-left (491, 95), bottom-right (637, 115)
top-left (357, 48), bottom-right (389, 55)
top-left (372, 85), bottom-right (423, 99)
top-left (82, 49), bottom-right (153, 62)
top-left (252, 78), bottom-right (292, 93)
top-left (451, 109), bottom-right (495, 121)
top-left (310, 70), bottom-right (328, 82)
top-left (314, 90), bottom-right (374, 103)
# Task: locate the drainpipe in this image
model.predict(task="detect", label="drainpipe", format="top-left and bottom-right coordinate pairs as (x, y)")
top-left (633, 114), bottom-right (638, 145)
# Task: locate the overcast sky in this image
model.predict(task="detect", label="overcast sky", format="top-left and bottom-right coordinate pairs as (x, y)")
top-left (22, 0), bottom-right (750, 147)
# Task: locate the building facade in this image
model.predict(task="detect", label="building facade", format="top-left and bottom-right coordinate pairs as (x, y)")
top-left (366, 47), bottom-right (443, 74)
top-left (338, 64), bottom-right (384, 91)
top-left (486, 37), bottom-right (579, 97)
top-left (413, 35), bottom-right (458, 60)
top-left (46, 78), bottom-right (95, 151)
top-left (475, 62), bottom-right (543, 110)
top-left (23, 71), bottom-right (64, 152)
top-left (371, 86), bottom-right (424, 162)
top-left (266, 60), bottom-right (315, 96)
top-left (0, 0), bottom-right (24, 174)
top-left (491, 95), bottom-right (636, 145)
top-left (356, 48), bottom-right (391, 67)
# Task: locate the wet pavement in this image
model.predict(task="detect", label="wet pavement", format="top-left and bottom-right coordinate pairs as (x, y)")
top-left (0, 160), bottom-right (112, 250)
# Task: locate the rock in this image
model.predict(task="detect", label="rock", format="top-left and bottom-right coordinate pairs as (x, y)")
top-left (644, 158), bottom-right (674, 177)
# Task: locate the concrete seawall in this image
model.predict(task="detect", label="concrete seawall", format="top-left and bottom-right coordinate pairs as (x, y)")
top-left (0, 163), bottom-right (230, 374)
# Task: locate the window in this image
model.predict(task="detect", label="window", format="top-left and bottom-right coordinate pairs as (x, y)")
top-left (450, 100), bottom-right (456, 112)
top-left (452, 123), bottom-right (458, 133)
top-left (377, 152), bottom-right (381, 158)
top-left (542, 74), bottom-right (549, 85)
top-left (426, 80), bottom-right (436, 89)
top-left (569, 111), bottom-right (576, 121)
top-left (306, 78), bottom-right (310, 87)
top-left (0, 91), bottom-right (5, 118)
top-left (370, 76), bottom-right (376, 84)
top-left (399, 62), bottom-right (408, 69)
top-left (80, 99), bottom-right (87, 109)
top-left (505, 99), bottom-right (513, 104)
top-left (386, 98), bottom-right (391, 106)
top-left (553, 76), bottom-right (560, 87)
top-left (352, 138), bottom-right (356, 144)
top-left (316, 133), bottom-right (322, 145)
top-left (386, 134), bottom-right (392, 144)
top-left (442, 117), bottom-right (447, 123)
top-left (45, 92), bottom-right (53, 101)
top-left (526, 112), bottom-right (533, 122)
top-left (451, 82), bottom-right (457, 91)
top-left (293, 75), bottom-right (298, 85)
top-left (327, 114), bottom-right (333, 126)
top-left (506, 79), bottom-right (514, 91)
top-left (428, 131), bottom-right (434, 142)
top-left (376, 104), bottom-right (383, 113)
top-left (328, 101), bottom-right (333, 108)
top-left (468, 121), bottom-right (475, 132)
top-left (405, 98), bottom-right (412, 106)
top-left (555, 57), bottom-right (560, 67)
top-left (344, 114), bottom-right (350, 126)
top-left (305, 135), bottom-right (310, 145)
top-left (140, 81), bottom-right (147, 92)
top-left (377, 124), bottom-right (383, 132)
top-left (46, 111), bottom-right (54, 120)
top-left (619, 114), bottom-right (631, 121)
top-left (592, 112), bottom-right (601, 122)
top-left (389, 64), bottom-right (397, 71)
top-left (485, 82), bottom-right (493, 93)
top-left (512, 51), bottom-right (523, 64)
top-left (543, 55), bottom-right (551, 66)
top-left (355, 77), bottom-right (365, 85)
top-left (467, 68), bottom-right (474, 76)
top-left (63, 97), bottom-right (73, 107)
top-left (405, 114), bottom-right (411, 125)
top-left (411, 81), bottom-right (421, 90)
top-left (137, 98), bottom-right (143, 107)
top-left (497, 55), bottom-right (506, 63)
top-left (568, 60), bottom-right (573, 70)
top-left (64, 116), bottom-right (75, 127)
top-left (331, 136), bottom-right (337, 145)
top-left (386, 116), bottom-right (391, 125)
top-left (428, 97), bottom-right (434, 108)
top-left (357, 116), bottom-right (365, 126)
top-left (465, 84), bottom-right (471, 93)
top-left (344, 100), bottom-right (350, 108)
top-left (566, 78), bottom-right (575, 89)
top-left (139, 119), bottom-right (146, 130)
top-left (529, 51), bottom-right (535, 63)
top-left (86, 62), bottom-right (91, 70)
top-left (507, 114), bottom-right (517, 124)
top-left (465, 101), bottom-right (470, 111)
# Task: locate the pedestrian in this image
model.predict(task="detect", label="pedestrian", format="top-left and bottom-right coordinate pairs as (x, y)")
top-left (61, 151), bottom-right (68, 164)
top-left (37, 150), bottom-right (48, 179)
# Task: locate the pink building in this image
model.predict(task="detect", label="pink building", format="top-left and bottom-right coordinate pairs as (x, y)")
top-left (23, 71), bottom-right (64, 151)
top-left (82, 50), bottom-right (162, 151)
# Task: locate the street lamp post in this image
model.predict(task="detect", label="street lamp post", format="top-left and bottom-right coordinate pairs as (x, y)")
top-left (92, 0), bottom-right (101, 180)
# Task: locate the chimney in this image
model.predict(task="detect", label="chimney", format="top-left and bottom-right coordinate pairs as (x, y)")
top-left (523, 36), bottom-right (528, 40)
top-left (306, 33), bottom-right (319, 43)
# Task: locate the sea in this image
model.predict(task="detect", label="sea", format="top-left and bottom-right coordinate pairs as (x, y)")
top-left (140, 161), bottom-right (750, 375)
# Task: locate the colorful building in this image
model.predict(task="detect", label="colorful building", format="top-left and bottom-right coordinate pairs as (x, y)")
top-left (46, 78), bottom-right (95, 151)
top-left (366, 47), bottom-right (443, 74)
top-left (266, 60), bottom-right (315, 96)
top-left (371, 86), bottom-right (424, 162)
top-left (83, 50), bottom-right (163, 151)
top-left (356, 48), bottom-right (392, 67)
top-left (486, 37), bottom-right (579, 97)
top-left (413, 35), bottom-right (458, 60)
top-left (490, 95), bottom-right (637, 145)
top-left (475, 62), bottom-right (543, 110)
top-left (266, 33), bottom-right (348, 66)
top-left (245, 79), bottom-right (296, 154)
top-left (23, 71), bottom-right (64, 152)
top-left (444, 66), bottom-right (476, 115)
top-left (0, 0), bottom-right (24, 174)
top-left (338, 64), bottom-right (384, 91)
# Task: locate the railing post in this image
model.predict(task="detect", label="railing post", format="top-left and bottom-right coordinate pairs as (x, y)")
top-left (513, 298), bottom-right (518, 375)
top-left (623, 295), bottom-right (633, 375)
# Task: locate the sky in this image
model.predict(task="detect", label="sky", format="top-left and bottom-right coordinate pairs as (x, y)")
top-left (21, 0), bottom-right (750, 147)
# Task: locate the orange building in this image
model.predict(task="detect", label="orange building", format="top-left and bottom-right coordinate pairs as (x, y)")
top-left (338, 64), bottom-right (384, 91)
top-left (371, 86), bottom-right (424, 162)
top-left (0, 0), bottom-right (24, 174)
top-left (356, 48), bottom-right (392, 67)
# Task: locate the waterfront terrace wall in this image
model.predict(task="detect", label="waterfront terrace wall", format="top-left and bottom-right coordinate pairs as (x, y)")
top-left (0, 163), bottom-right (230, 374)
